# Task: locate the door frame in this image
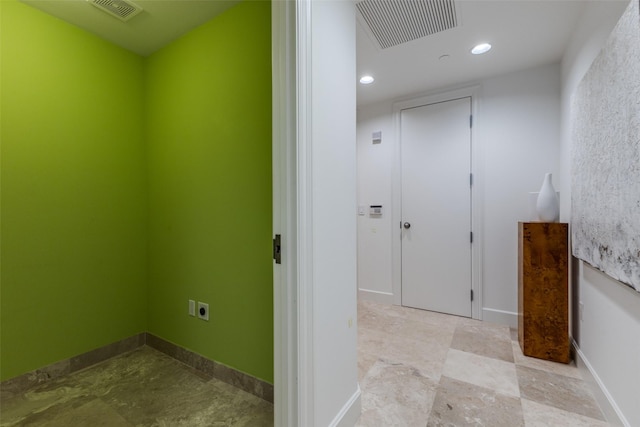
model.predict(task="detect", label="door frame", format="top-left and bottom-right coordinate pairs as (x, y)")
top-left (391, 86), bottom-right (483, 319)
top-left (273, 1), bottom-right (359, 425)
top-left (272, 1), bottom-right (298, 425)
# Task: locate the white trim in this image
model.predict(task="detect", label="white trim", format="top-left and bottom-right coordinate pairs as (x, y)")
top-left (391, 86), bottom-right (483, 319)
top-left (328, 387), bottom-right (362, 427)
top-left (277, 1), bottom-right (361, 425)
top-left (272, 1), bottom-right (298, 426)
top-left (296, 0), bottom-right (315, 425)
top-left (572, 339), bottom-right (628, 427)
top-left (357, 288), bottom-right (395, 305)
top-left (391, 105), bottom-right (403, 306)
top-left (391, 101), bottom-right (403, 307)
top-left (470, 87), bottom-right (484, 321)
top-left (481, 307), bottom-right (518, 328)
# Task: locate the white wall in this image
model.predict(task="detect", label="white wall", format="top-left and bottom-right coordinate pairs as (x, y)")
top-left (357, 63), bottom-right (562, 326)
top-left (356, 102), bottom-right (394, 302)
top-left (307, 1), bottom-right (361, 426)
top-left (479, 65), bottom-right (561, 323)
top-left (560, 1), bottom-right (639, 425)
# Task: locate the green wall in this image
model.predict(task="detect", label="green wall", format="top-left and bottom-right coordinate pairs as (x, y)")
top-left (145, 1), bottom-right (273, 383)
top-left (0, 0), bottom-right (147, 380)
top-left (1, 0), bottom-right (272, 383)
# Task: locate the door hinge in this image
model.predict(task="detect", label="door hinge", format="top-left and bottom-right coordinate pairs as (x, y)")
top-left (470, 173), bottom-right (473, 187)
top-left (470, 231), bottom-right (473, 243)
top-left (471, 289), bottom-right (474, 301)
top-left (470, 114), bottom-right (473, 128)
top-left (273, 234), bottom-right (281, 264)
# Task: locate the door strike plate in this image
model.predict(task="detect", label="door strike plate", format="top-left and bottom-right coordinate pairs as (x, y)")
top-left (273, 234), bottom-right (281, 264)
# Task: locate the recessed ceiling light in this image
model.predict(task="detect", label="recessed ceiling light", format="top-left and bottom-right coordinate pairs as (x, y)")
top-left (471, 43), bottom-right (492, 55)
top-left (359, 75), bottom-right (375, 85)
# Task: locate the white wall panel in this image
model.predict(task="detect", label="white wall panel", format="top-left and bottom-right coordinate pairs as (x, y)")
top-left (356, 63), bottom-right (562, 326)
top-left (560, 2), bottom-right (638, 425)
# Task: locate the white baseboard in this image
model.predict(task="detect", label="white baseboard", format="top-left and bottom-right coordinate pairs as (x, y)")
top-left (329, 386), bottom-right (362, 427)
top-left (357, 288), bottom-right (394, 305)
top-left (571, 339), bottom-right (628, 427)
top-left (482, 307), bottom-right (518, 328)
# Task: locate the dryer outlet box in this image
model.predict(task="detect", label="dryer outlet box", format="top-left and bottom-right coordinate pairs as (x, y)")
top-left (197, 302), bottom-right (209, 321)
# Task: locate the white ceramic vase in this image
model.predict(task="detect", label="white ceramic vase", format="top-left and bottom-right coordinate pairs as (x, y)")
top-left (536, 173), bottom-right (560, 222)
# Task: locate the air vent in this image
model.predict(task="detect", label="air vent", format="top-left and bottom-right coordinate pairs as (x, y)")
top-left (356, 0), bottom-right (458, 49)
top-left (90, 0), bottom-right (143, 22)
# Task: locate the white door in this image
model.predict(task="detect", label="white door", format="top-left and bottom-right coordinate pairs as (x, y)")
top-left (400, 97), bottom-right (472, 317)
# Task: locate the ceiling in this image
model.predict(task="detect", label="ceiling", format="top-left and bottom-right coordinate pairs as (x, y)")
top-left (21, 0), bottom-right (240, 57)
top-left (21, 0), bottom-right (611, 107)
top-left (356, 0), bottom-right (592, 107)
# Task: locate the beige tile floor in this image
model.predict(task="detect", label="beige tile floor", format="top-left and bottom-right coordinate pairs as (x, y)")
top-left (357, 300), bottom-right (610, 427)
top-left (1, 302), bottom-right (609, 426)
top-left (0, 347), bottom-right (273, 427)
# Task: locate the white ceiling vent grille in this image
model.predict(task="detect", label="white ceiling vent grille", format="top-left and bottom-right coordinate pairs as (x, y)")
top-left (90, 0), bottom-right (143, 22)
top-left (357, 0), bottom-right (458, 49)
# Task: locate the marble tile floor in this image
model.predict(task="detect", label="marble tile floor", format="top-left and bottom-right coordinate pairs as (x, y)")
top-left (357, 300), bottom-right (610, 427)
top-left (0, 302), bottom-right (610, 427)
top-left (0, 346), bottom-right (273, 427)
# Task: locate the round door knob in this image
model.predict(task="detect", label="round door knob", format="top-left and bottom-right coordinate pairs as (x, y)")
top-left (403, 222), bottom-right (411, 229)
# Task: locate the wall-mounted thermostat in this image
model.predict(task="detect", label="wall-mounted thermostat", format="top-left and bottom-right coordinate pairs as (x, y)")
top-left (370, 205), bottom-right (383, 216)
top-left (372, 131), bottom-right (382, 144)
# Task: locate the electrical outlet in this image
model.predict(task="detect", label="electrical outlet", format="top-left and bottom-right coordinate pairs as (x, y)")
top-left (197, 302), bottom-right (209, 321)
top-left (188, 300), bottom-right (195, 316)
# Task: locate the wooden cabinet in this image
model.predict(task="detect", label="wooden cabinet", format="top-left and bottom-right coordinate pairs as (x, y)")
top-left (518, 222), bottom-right (570, 363)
